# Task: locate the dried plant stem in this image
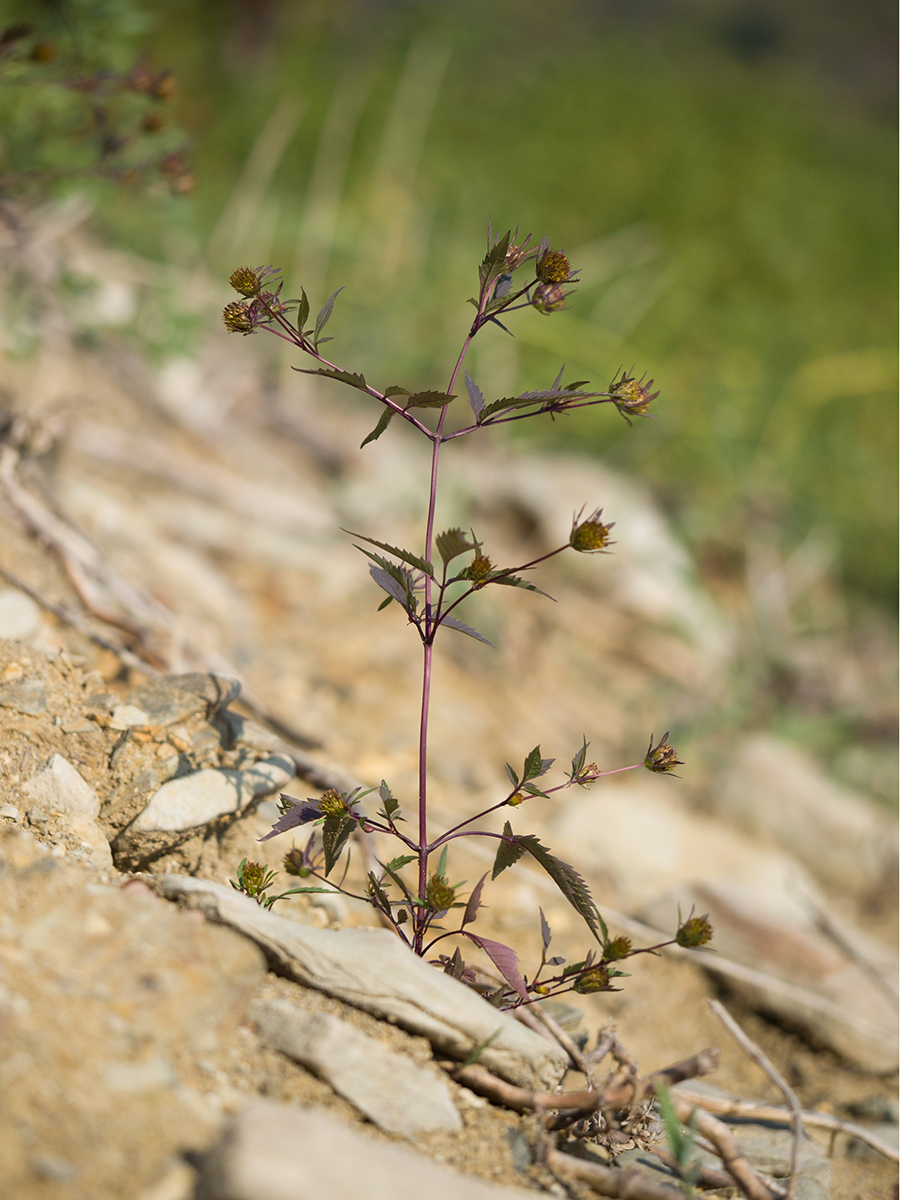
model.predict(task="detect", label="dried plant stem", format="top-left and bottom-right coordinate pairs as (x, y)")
top-left (545, 1148), bottom-right (685, 1199)
top-left (648, 1147), bottom-right (736, 1190)
top-left (662, 1089), bottom-right (779, 1200)
top-left (707, 998), bottom-right (804, 1199)
top-left (674, 1088), bottom-right (899, 1163)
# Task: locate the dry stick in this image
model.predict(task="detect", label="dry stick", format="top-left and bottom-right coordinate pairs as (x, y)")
top-left (544, 1148), bottom-right (685, 1200)
top-left (708, 998), bottom-right (804, 1200)
top-left (528, 1001), bottom-right (592, 1074)
top-left (663, 1091), bottom-right (779, 1200)
top-left (674, 1088), bottom-right (899, 1164)
top-left (648, 1148), bottom-right (735, 1191)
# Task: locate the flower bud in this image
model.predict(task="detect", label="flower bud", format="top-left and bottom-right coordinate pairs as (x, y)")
top-left (319, 788), bottom-right (348, 817)
top-left (609, 371), bottom-right (658, 421)
top-left (531, 282), bottom-right (568, 314)
top-left (229, 266), bottom-right (261, 297)
top-left (676, 913), bottom-right (713, 948)
top-left (222, 301), bottom-right (253, 334)
top-left (425, 874), bottom-right (456, 912)
top-left (506, 791), bottom-right (526, 807)
top-left (604, 936), bottom-right (632, 961)
top-left (644, 733), bottom-right (683, 775)
top-left (573, 965), bottom-right (610, 994)
top-left (536, 248), bottom-right (573, 284)
top-left (283, 848), bottom-right (308, 877)
top-left (570, 509), bottom-right (615, 553)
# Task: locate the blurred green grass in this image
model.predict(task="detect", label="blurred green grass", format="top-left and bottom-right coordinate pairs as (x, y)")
top-left (2, 0), bottom-right (896, 605)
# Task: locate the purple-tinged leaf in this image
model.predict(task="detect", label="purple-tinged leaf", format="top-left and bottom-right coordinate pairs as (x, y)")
top-left (464, 370), bottom-right (485, 419)
top-left (464, 933), bottom-right (528, 1000)
top-left (462, 873), bottom-right (489, 928)
top-left (539, 906), bottom-right (552, 953)
top-left (504, 763), bottom-right (519, 788)
top-left (258, 795), bottom-right (322, 842)
top-left (548, 955), bottom-right (566, 966)
top-left (440, 615), bottom-right (493, 646)
top-left (404, 390), bottom-right (456, 410)
top-left (517, 833), bottom-right (603, 944)
top-left (491, 820), bottom-right (526, 879)
top-left (369, 565), bottom-right (410, 607)
top-left (297, 366), bottom-right (367, 391)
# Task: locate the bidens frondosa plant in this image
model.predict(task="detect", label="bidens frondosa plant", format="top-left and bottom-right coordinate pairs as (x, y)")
top-left (225, 226), bottom-right (709, 1007)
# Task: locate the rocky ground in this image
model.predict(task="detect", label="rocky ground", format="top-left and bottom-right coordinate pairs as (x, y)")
top-left (0, 200), bottom-right (896, 1200)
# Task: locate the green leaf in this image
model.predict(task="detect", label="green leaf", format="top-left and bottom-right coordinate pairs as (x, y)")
top-left (404, 390), bottom-right (456, 410)
top-left (571, 737), bottom-right (589, 778)
top-left (384, 384), bottom-right (411, 398)
top-left (314, 287), bottom-right (343, 342)
top-left (440, 615), bottom-right (493, 646)
top-left (435, 528), bottom-right (477, 566)
top-left (523, 745), bottom-right (543, 781)
top-left (516, 834), bottom-right (604, 944)
top-left (297, 366), bottom-right (368, 391)
top-left (361, 407), bottom-right (395, 448)
top-left (478, 388), bottom-right (602, 423)
top-left (385, 854), bottom-right (418, 872)
top-left (376, 595), bottom-right (393, 611)
top-left (322, 815), bottom-right (356, 875)
top-left (491, 820), bottom-right (526, 879)
top-left (367, 872), bottom-right (392, 916)
top-left (381, 856), bottom-right (417, 906)
top-left (345, 530), bottom-right (435, 578)
top-left (504, 763), bottom-right (519, 788)
top-left (437, 846), bottom-right (448, 877)
top-left (489, 574), bottom-right (555, 601)
top-left (297, 288), bottom-right (310, 332)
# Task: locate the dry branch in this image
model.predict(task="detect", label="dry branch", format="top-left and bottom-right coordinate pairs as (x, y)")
top-left (546, 1148), bottom-right (685, 1199)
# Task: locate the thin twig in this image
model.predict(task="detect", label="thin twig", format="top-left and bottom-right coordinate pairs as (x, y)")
top-left (648, 1147), bottom-right (736, 1191)
top-left (524, 1000), bottom-right (591, 1072)
top-left (546, 1148), bottom-right (685, 1199)
top-left (674, 1089), bottom-right (899, 1163)
top-left (707, 999), bottom-right (804, 1200)
top-left (663, 1089), bottom-right (779, 1200)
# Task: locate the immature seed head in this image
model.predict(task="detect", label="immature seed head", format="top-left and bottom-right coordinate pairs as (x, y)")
top-left (283, 848), bottom-right (309, 877)
top-left (604, 935), bottom-right (632, 961)
top-left (573, 965), bottom-right (610, 994)
top-left (222, 300), bottom-right (253, 334)
top-left (318, 788), bottom-right (348, 817)
top-left (229, 266), bottom-right (261, 297)
top-left (644, 733), bottom-right (683, 775)
top-left (570, 509), bottom-right (615, 553)
top-left (425, 874), bottom-right (456, 912)
top-left (531, 282), bottom-right (568, 314)
top-left (536, 248), bottom-right (573, 284)
top-left (469, 554), bottom-right (493, 586)
top-left (609, 370), bottom-right (659, 421)
top-left (240, 861), bottom-right (270, 895)
top-left (676, 913), bottom-right (713, 948)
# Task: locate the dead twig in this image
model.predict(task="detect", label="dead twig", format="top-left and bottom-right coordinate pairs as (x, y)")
top-left (648, 1147), bottom-right (735, 1191)
top-left (708, 998), bottom-right (804, 1199)
top-left (527, 997), bottom-right (592, 1074)
top-left (673, 1089), bottom-right (899, 1163)
top-left (546, 1147), bottom-right (685, 1199)
top-left (661, 1088), bottom-right (779, 1200)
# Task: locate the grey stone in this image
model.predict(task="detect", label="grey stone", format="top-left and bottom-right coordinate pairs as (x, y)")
top-left (196, 1100), bottom-right (539, 1200)
top-left (0, 677), bottom-right (46, 714)
top-left (22, 755), bottom-right (113, 868)
top-left (0, 588), bottom-right (42, 640)
top-left (125, 672), bottom-right (240, 728)
top-left (133, 756), bottom-right (294, 833)
top-left (250, 998), bottom-right (462, 1135)
top-left (153, 875), bottom-right (567, 1091)
top-left (109, 704), bottom-right (151, 730)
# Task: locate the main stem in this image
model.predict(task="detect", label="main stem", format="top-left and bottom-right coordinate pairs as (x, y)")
top-left (414, 328), bottom-right (478, 954)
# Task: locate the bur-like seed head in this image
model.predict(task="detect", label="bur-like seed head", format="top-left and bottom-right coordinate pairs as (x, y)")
top-left (469, 554), bottom-right (493, 585)
top-left (229, 266), bottom-right (261, 297)
top-left (425, 874), bottom-right (456, 912)
top-left (536, 248), bottom-right (574, 285)
top-left (223, 301), bottom-right (253, 334)
top-left (531, 282), bottom-right (569, 314)
top-left (676, 913), bottom-right (713, 948)
top-left (504, 230), bottom-right (534, 272)
top-left (604, 936), bottom-right (632, 961)
top-left (573, 965), bottom-right (611, 994)
top-left (570, 508), bottom-right (615, 553)
top-left (283, 848), bottom-right (310, 877)
top-left (609, 370), bottom-right (659, 421)
top-left (644, 732), bottom-right (683, 775)
top-left (319, 788), bottom-right (348, 817)
top-left (240, 861), bottom-right (275, 896)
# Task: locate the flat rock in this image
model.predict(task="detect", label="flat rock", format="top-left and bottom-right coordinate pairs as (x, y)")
top-left (126, 672), bottom-right (241, 728)
top-left (109, 703), bottom-right (151, 730)
top-left (153, 875), bottom-right (567, 1090)
top-left (250, 998), bottom-right (462, 1135)
top-left (0, 588), bottom-right (42, 640)
top-left (0, 677), bottom-right (47, 714)
top-left (23, 753), bottom-right (100, 819)
top-left (195, 1099), bottom-right (537, 1200)
top-left (133, 756), bottom-right (294, 833)
top-left (714, 734), bottom-right (897, 897)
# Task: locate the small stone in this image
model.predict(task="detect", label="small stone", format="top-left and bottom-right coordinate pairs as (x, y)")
top-left (109, 704), bottom-right (151, 730)
top-left (104, 1056), bottom-right (176, 1094)
top-left (0, 804), bottom-right (20, 822)
top-left (0, 678), bottom-right (47, 714)
top-left (27, 808), bottom-right (49, 825)
top-left (134, 756), bottom-right (295, 834)
top-left (0, 588), bottom-right (42, 640)
top-left (251, 1000), bottom-right (462, 1135)
top-left (23, 755), bottom-right (100, 819)
top-left (61, 719), bottom-right (97, 734)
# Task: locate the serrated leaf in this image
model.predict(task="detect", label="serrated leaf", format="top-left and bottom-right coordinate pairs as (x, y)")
top-left (478, 388), bottom-right (602, 423)
top-left (539, 907), bottom-right (552, 953)
top-left (488, 574), bottom-right (556, 601)
top-left (523, 745), bottom-right (543, 781)
top-left (361, 407), bottom-right (395, 448)
top-left (404, 390), bottom-right (456, 410)
top-left (367, 871), bottom-right (392, 916)
top-left (463, 872), bottom-right (489, 928)
top-left (440, 615), bottom-right (493, 646)
top-left (314, 287), bottom-right (343, 341)
top-left (297, 366), bottom-right (368, 391)
top-left (345, 531), bottom-right (434, 578)
top-left (491, 820), bottom-right (526, 879)
top-left (322, 815), bottom-right (355, 875)
top-left (369, 565), bottom-right (412, 608)
top-left (384, 384), bottom-right (411, 398)
top-left (381, 855), bottom-right (417, 906)
top-left (517, 834), bottom-right (603, 944)
top-left (504, 763), bottom-right (519, 788)
top-left (464, 932), bottom-right (528, 1000)
top-left (385, 854), bottom-right (418, 872)
top-left (571, 737), bottom-right (589, 778)
top-left (436, 845), bottom-right (448, 877)
top-left (297, 288), bottom-right (310, 331)
top-left (435, 527), bottom-right (477, 566)
top-left (257, 795), bottom-right (321, 842)
top-left (463, 370), bottom-right (485, 418)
